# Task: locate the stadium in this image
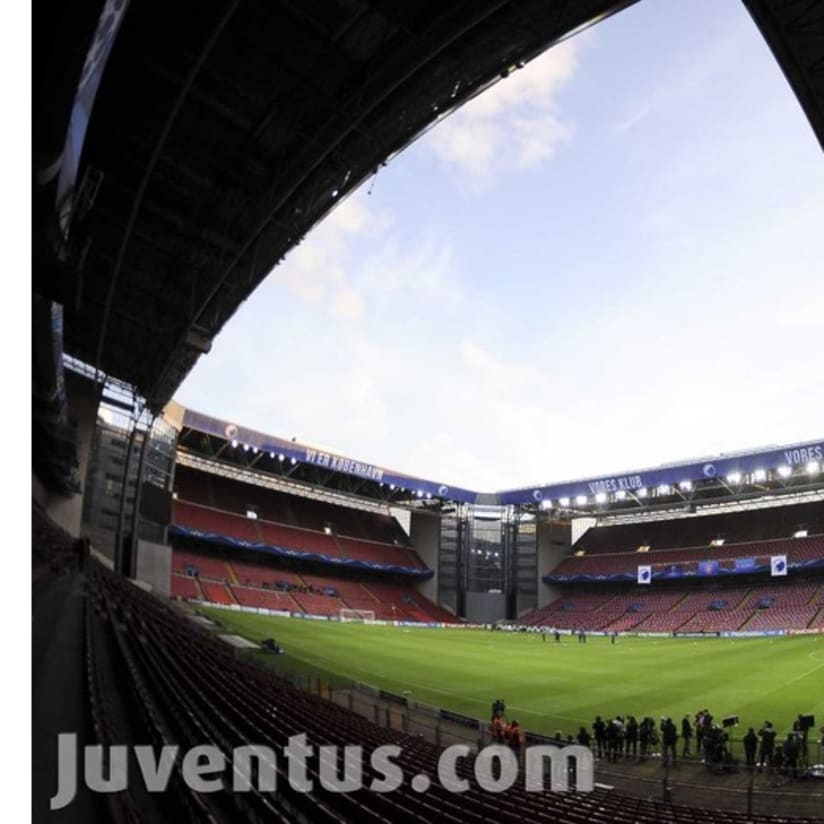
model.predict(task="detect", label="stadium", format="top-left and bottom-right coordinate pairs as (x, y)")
top-left (32, 1), bottom-right (824, 823)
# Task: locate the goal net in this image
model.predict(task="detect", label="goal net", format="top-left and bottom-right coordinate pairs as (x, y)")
top-left (339, 608), bottom-right (376, 623)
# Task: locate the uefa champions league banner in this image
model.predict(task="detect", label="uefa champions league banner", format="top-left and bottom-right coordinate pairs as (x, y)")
top-left (499, 441), bottom-right (824, 506)
top-left (181, 408), bottom-right (479, 503)
top-left (545, 556), bottom-right (824, 584)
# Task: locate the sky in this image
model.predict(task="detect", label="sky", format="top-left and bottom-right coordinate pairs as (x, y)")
top-left (176, 0), bottom-right (824, 493)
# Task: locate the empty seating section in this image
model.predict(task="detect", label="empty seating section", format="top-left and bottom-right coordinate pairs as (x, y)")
top-left (199, 581), bottom-right (234, 605)
top-left (257, 520), bottom-right (339, 555)
top-left (90, 562), bottom-right (823, 824)
top-left (32, 505), bottom-right (76, 590)
top-left (231, 586), bottom-right (299, 612)
top-left (171, 549), bottom-right (455, 623)
top-left (172, 466), bottom-right (423, 569)
top-left (175, 464), bottom-right (408, 542)
top-left (336, 536), bottom-right (424, 568)
top-left (174, 500), bottom-right (260, 542)
top-left (232, 560), bottom-right (302, 588)
top-left (172, 548), bottom-right (229, 579)
top-left (573, 501), bottom-right (824, 554)
top-left (521, 581), bottom-right (824, 633)
top-left (170, 575), bottom-right (200, 600)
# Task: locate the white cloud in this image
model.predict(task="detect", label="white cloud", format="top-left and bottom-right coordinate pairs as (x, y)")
top-left (426, 36), bottom-right (584, 190)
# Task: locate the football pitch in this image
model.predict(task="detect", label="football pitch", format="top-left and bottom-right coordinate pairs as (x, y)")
top-left (200, 607), bottom-right (824, 739)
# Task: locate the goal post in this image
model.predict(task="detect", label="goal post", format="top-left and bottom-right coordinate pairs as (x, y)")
top-left (339, 608), bottom-right (376, 623)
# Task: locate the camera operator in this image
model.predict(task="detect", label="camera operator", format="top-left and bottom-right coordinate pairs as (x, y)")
top-left (792, 715), bottom-right (810, 767)
top-left (782, 732), bottom-right (800, 778)
top-left (703, 724), bottom-right (725, 767)
top-left (758, 721), bottom-right (777, 773)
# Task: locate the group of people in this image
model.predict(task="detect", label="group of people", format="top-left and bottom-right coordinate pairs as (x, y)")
top-left (590, 715), bottom-right (678, 763)
top-left (739, 717), bottom-right (816, 777)
top-left (581, 709), bottom-right (819, 778)
top-left (490, 699), bottom-right (526, 753)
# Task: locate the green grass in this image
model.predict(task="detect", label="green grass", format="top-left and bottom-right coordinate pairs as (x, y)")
top-left (201, 606), bottom-right (824, 738)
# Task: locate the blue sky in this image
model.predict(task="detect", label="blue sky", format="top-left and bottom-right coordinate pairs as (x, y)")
top-left (176, 0), bottom-right (824, 492)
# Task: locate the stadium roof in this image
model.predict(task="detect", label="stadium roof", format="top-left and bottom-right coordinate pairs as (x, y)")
top-left (34, 0), bottom-right (824, 415)
top-left (171, 404), bottom-right (824, 515)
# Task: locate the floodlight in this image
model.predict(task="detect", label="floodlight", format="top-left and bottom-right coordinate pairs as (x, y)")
top-left (752, 468), bottom-right (767, 482)
top-left (231, 439), bottom-right (239, 448)
top-left (269, 451), bottom-right (275, 459)
top-left (539, 499), bottom-right (553, 510)
top-left (243, 444), bottom-right (250, 452)
top-left (657, 484), bottom-right (671, 495)
top-left (726, 471), bottom-right (742, 485)
top-left (794, 529), bottom-right (808, 539)
top-left (710, 538), bottom-right (725, 547)
top-left (679, 480), bottom-right (692, 491)
top-left (289, 457), bottom-right (296, 465)
top-left (595, 492), bottom-right (607, 504)
top-left (575, 494), bottom-right (587, 506)
top-left (246, 509), bottom-right (258, 520)
top-left (278, 454), bottom-right (285, 462)
top-left (615, 490), bottom-right (627, 500)
top-left (637, 487), bottom-right (648, 498)
top-left (777, 465), bottom-right (792, 478)
top-left (806, 460), bottom-right (820, 475)
top-left (559, 497), bottom-right (570, 507)
top-left (389, 483), bottom-right (396, 490)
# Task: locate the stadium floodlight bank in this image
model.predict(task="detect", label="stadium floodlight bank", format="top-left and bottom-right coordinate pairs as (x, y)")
top-left (340, 608), bottom-right (376, 623)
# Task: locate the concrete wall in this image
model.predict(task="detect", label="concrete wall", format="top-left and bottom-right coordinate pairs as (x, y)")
top-left (409, 510), bottom-right (440, 605)
top-left (134, 540), bottom-right (171, 597)
top-left (537, 517), bottom-right (572, 608)
top-left (464, 591), bottom-right (506, 624)
top-left (33, 371), bottom-right (100, 537)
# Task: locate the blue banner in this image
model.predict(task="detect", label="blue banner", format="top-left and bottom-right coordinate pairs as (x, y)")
top-left (735, 557), bottom-right (756, 571)
top-left (697, 560), bottom-right (720, 577)
top-left (181, 408), bottom-right (479, 504)
top-left (499, 440), bottom-right (824, 506)
top-left (543, 556), bottom-right (824, 585)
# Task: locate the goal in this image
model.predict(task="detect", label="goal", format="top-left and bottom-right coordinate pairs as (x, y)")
top-left (339, 608), bottom-right (376, 623)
